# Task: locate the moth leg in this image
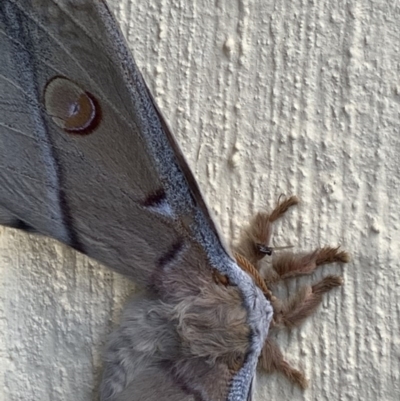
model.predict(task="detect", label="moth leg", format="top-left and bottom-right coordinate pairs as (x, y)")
top-left (256, 275), bottom-right (344, 387)
top-left (272, 275), bottom-right (343, 329)
top-left (267, 246), bottom-right (349, 329)
top-left (236, 195), bottom-right (299, 266)
top-left (258, 249), bottom-right (349, 385)
top-left (236, 197), bottom-right (350, 388)
top-left (263, 246), bottom-right (350, 285)
top-left (259, 338), bottom-right (308, 389)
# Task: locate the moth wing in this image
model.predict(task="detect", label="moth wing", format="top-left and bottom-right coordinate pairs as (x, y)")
top-left (0, 1), bottom-right (270, 400)
top-left (0, 0), bottom-right (226, 284)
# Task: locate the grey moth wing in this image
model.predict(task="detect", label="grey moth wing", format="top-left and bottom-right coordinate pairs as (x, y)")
top-left (0, 1), bottom-right (271, 400)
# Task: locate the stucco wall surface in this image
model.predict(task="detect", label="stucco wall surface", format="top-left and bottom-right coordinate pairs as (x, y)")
top-left (1, 1), bottom-right (399, 400)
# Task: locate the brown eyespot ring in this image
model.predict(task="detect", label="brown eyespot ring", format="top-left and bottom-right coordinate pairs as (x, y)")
top-left (43, 76), bottom-right (101, 135)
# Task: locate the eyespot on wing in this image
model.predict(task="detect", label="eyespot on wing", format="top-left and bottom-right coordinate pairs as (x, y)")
top-left (43, 76), bottom-right (101, 135)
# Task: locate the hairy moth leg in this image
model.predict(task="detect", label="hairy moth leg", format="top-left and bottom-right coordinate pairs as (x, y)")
top-left (237, 195), bottom-right (299, 265)
top-left (267, 247), bottom-right (350, 328)
top-left (259, 338), bottom-right (308, 389)
top-left (235, 196), bottom-right (350, 388)
top-left (264, 246), bottom-right (350, 285)
top-left (272, 275), bottom-right (343, 329)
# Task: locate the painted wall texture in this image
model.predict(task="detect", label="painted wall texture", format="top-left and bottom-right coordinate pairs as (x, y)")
top-left (1, 1), bottom-right (399, 400)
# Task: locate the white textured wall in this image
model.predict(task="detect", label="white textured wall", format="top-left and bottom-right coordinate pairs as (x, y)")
top-left (1, 1), bottom-right (399, 400)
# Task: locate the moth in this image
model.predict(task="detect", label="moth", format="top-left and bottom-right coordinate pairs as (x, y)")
top-left (0, 1), bottom-right (349, 400)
